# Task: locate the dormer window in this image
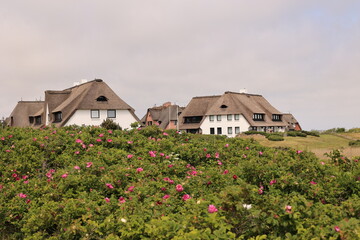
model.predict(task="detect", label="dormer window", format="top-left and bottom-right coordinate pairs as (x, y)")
top-left (253, 113), bottom-right (265, 121)
top-left (96, 96), bottom-right (108, 102)
top-left (272, 114), bottom-right (282, 121)
top-left (54, 112), bottom-right (62, 122)
top-left (220, 105), bottom-right (228, 108)
top-left (35, 116), bottom-right (42, 125)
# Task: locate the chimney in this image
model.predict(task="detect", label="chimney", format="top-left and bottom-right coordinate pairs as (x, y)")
top-left (240, 88), bottom-right (248, 94)
top-left (163, 102), bottom-right (172, 107)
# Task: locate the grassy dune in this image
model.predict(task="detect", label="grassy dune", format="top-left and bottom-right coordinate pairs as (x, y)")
top-left (240, 133), bottom-right (360, 159)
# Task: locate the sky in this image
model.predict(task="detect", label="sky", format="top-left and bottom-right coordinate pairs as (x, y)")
top-left (1, 0), bottom-right (359, 130)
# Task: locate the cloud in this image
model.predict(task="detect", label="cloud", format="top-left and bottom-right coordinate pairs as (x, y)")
top-left (1, 1), bottom-right (359, 129)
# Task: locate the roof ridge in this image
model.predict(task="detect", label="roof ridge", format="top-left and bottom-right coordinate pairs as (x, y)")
top-left (224, 91), bottom-right (262, 97)
top-left (63, 79), bottom-right (102, 91)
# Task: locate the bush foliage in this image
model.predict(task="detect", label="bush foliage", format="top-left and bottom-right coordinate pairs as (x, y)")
top-left (0, 126), bottom-right (359, 239)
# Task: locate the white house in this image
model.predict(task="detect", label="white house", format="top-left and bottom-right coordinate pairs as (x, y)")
top-left (179, 91), bottom-right (301, 137)
top-left (7, 79), bottom-right (140, 129)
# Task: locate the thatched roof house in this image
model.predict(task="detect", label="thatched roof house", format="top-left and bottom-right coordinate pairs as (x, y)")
top-left (179, 91), bottom-right (301, 136)
top-left (7, 79), bottom-right (139, 128)
top-left (142, 102), bottom-right (184, 130)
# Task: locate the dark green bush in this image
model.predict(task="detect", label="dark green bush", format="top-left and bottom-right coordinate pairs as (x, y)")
top-left (100, 119), bottom-right (122, 130)
top-left (266, 134), bottom-right (284, 141)
top-left (349, 140), bottom-right (360, 146)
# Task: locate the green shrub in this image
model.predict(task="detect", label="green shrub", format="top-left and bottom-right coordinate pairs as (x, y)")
top-left (243, 131), bottom-right (269, 137)
top-left (266, 134), bottom-right (284, 141)
top-left (349, 140), bottom-right (360, 146)
top-left (100, 119), bottom-right (122, 130)
top-left (0, 126), bottom-right (359, 239)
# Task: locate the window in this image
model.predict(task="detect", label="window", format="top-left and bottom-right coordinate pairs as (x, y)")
top-left (235, 127), bottom-right (240, 134)
top-left (227, 114), bottom-right (232, 121)
top-left (96, 96), bottom-right (108, 102)
top-left (184, 116), bottom-right (203, 123)
top-left (210, 128), bottom-right (215, 135)
top-left (91, 110), bottom-right (100, 118)
top-left (54, 112), bottom-right (62, 122)
top-left (209, 115), bottom-right (214, 122)
top-left (272, 114), bottom-right (282, 121)
top-left (220, 105), bottom-right (228, 108)
top-left (148, 121), bottom-right (153, 126)
top-left (227, 127), bottom-right (233, 134)
top-left (217, 127), bottom-right (222, 135)
top-left (29, 117), bottom-right (34, 124)
top-left (216, 115), bottom-right (222, 121)
top-left (253, 113), bottom-right (265, 121)
top-left (234, 114), bottom-right (240, 121)
top-left (35, 116), bottom-right (41, 125)
top-left (107, 110), bottom-right (116, 118)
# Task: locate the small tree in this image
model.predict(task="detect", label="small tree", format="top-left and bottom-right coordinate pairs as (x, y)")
top-left (100, 118), bottom-right (122, 130)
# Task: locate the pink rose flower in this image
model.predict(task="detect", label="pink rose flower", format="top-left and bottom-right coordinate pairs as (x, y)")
top-left (128, 186), bottom-right (135, 192)
top-left (285, 205), bottom-right (292, 213)
top-left (269, 179), bottom-right (277, 185)
top-left (182, 194), bottom-right (191, 201)
top-left (334, 226), bottom-right (340, 232)
top-left (208, 205), bottom-right (218, 213)
top-left (163, 194), bottom-right (170, 199)
top-left (127, 154), bottom-right (133, 159)
top-left (118, 196), bottom-right (126, 204)
top-left (86, 162), bottom-right (93, 168)
top-left (61, 173), bottom-right (68, 178)
top-left (176, 184), bottom-right (184, 192)
top-left (19, 193), bottom-right (27, 198)
top-left (136, 167), bottom-right (143, 173)
top-left (105, 197), bottom-right (110, 203)
top-left (74, 166), bottom-right (80, 170)
top-left (106, 183), bottom-right (114, 189)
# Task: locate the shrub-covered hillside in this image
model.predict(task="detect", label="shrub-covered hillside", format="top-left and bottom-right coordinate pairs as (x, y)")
top-left (0, 126), bottom-right (359, 239)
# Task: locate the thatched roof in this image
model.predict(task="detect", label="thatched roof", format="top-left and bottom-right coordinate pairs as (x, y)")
top-left (8, 101), bottom-right (45, 127)
top-left (179, 91), bottom-right (291, 130)
top-left (178, 95), bottom-right (220, 130)
top-left (46, 79), bottom-right (137, 126)
top-left (143, 103), bottom-right (184, 129)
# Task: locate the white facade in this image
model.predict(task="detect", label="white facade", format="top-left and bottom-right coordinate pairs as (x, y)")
top-left (65, 109), bottom-right (137, 129)
top-left (201, 114), bottom-right (251, 137)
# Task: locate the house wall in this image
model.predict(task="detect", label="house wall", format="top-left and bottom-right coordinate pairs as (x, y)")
top-left (145, 112), bottom-right (154, 126)
top-left (166, 120), bottom-right (178, 130)
top-left (200, 114), bottom-right (251, 137)
top-left (65, 109), bottom-right (137, 129)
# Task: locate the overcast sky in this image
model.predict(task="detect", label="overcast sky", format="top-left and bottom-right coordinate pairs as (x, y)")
top-left (1, 0), bottom-right (359, 130)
